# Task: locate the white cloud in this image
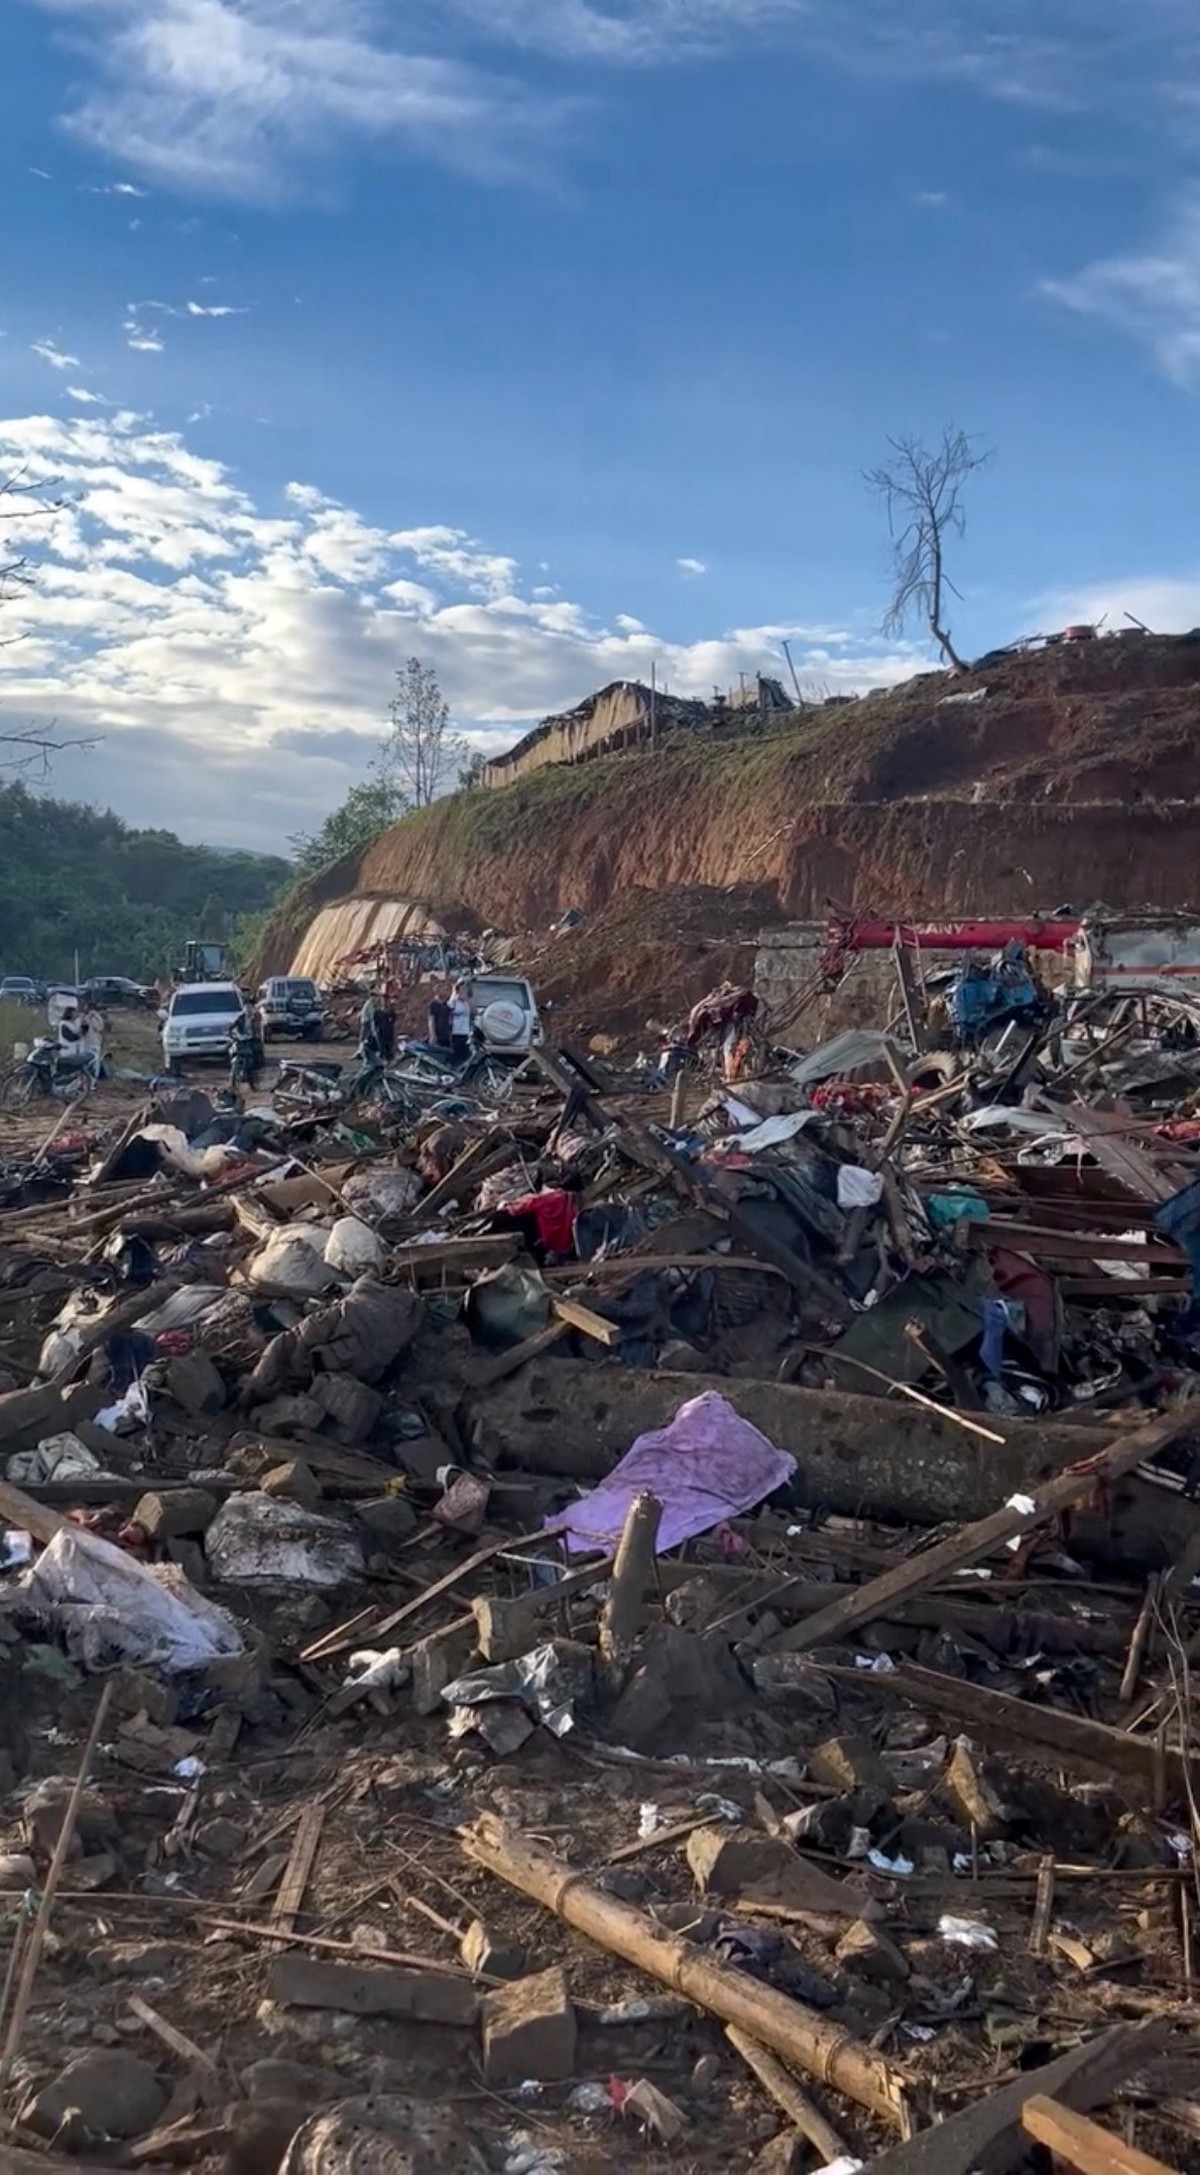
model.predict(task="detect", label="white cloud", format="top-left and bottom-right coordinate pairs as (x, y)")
top-left (67, 387), bottom-right (109, 405)
top-left (0, 405), bottom-right (919, 846)
top-left (25, 0), bottom-right (575, 200)
top-left (1043, 191), bottom-right (1200, 384)
top-left (1041, 571), bottom-right (1200, 632)
top-left (85, 179), bottom-right (149, 195)
top-left (23, 0), bottom-right (1197, 206)
top-left (31, 339), bottom-right (80, 371)
top-left (677, 556), bottom-right (707, 576)
top-left (123, 311), bottom-right (165, 353)
top-left (185, 300), bottom-right (245, 316)
top-left (912, 189), bottom-right (949, 209)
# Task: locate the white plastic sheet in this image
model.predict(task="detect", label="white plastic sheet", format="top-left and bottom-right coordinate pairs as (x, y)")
top-left (26, 1525), bottom-right (244, 1672)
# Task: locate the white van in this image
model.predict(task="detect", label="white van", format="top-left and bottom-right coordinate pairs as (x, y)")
top-left (469, 975), bottom-right (543, 1055)
top-left (162, 982), bottom-right (246, 1072)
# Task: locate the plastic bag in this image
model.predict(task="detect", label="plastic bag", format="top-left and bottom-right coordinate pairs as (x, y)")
top-left (26, 1525), bottom-right (243, 1672)
top-left (324, 1216), bottom-right (385, 1277)
top-left (248, 1228), bottom-right (336, 1299)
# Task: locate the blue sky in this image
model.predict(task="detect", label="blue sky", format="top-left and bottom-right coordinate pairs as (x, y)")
top-left (1, 0), bottom-right (1199, 847)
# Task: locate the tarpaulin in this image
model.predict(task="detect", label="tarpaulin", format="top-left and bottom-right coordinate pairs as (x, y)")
top-left (548, 1391), bottom-right (795, 1556)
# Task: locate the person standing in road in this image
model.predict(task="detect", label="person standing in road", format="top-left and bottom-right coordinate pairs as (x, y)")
top-left (427, 986), bottom-right (452, 1052)
top-left (449, 981), bottom-right (472, 1063)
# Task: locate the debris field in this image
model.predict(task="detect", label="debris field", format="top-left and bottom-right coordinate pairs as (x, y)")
top-left (4, 965), bottom-right (1200, 2174)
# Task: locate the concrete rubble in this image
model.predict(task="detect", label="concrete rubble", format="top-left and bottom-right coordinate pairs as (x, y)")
top-left (2, 953), bottom-right (1200, 2172)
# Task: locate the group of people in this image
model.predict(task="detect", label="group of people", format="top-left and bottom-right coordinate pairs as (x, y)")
top-left (222, 976), bottom-right (480, 1099)
top-left (426, 981), bottom-right (474, 1062)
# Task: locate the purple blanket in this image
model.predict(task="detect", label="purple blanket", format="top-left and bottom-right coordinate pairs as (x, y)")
top-left (549, 1391), bottom-right (796, 1556)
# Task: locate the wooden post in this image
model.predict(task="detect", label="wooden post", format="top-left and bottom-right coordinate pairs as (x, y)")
top-left (599, 1491), bottom-right (662, 1672)
top-left (460, 1816), bottom-right (910, 2129)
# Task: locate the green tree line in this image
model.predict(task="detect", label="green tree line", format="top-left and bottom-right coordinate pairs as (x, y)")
top-left (0, 783), bottom-right (291, 981)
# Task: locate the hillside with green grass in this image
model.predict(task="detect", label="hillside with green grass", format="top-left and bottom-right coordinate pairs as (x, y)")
top-left (0, 783), bottom-right (291, 983)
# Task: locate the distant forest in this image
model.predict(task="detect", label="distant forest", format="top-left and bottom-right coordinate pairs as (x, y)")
top-left (0, 783), bottom-right (292, 981)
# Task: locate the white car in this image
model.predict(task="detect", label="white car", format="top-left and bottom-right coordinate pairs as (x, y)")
top-left (162, 982), bottom-right (247, 1072)
top-left (469, 974), bottom-right (543, 1055)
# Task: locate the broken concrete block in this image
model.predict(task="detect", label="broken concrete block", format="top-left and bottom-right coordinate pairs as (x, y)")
top-left (269, 1954), bottom-right (478, 2025)
top-left (836, 1916), bottom-right (910, 1983)
top-left (310, 1371), bottom-right (384, 1442)
top-left (355, 1494), bottom-right (420, 1549)
top-left (686, 1826), bottom-right (873, 1919)
top-left (252, 1393), bottom-right (326, 1436)
top-left (470, 1594), bottom-right (539, 1663)
top-left (23, 2050), bottom-right (166, 2141)
top-left (941, 1735), bottom-right (1011, 1840)
top-left (164, 1349), bottom-right (226, 1415)
top-left (130, 1487), bottom-right (218, 1540)
top-left (261, 1460), bottom-right (322, 1508)
top-left (410, 1620), bottom-right (478, 1716)
top-left (481, 1965), bottom-right (576, 2086)
top-left (809, 1733), bottom-right (896, 1795)
top-left (0, 1851), bottom-right (35, 1891)
top-left (750, 1654), bottom-right (839, 1712)
top-left (460, 1917), bottom-right (526, 1980)
top-left (195, 1816), bottom-right (242, 1861)
top-left (108, 1665), bottom-right (180, 1727)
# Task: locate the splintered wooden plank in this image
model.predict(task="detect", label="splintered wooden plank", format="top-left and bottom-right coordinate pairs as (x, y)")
top-left (270, 1802), bottom-right (325, 1938)
top-left (1021, 2095), bottom-right (1178, 2175)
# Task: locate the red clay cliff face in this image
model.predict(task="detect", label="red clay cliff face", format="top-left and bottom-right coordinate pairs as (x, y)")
top-left (262, 634), bottom-right (1200, 975)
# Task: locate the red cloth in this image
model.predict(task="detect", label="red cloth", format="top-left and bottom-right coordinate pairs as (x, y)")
top-left (506, 1189), bottom-right (578, 1256)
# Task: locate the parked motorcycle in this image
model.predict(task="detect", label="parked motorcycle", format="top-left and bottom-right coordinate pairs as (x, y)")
top-left (0, 1037), bottom-right (94, 1108)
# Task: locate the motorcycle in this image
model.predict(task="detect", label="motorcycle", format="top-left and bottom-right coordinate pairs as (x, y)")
top-left (0, 1037), bottom-right (95, 1108)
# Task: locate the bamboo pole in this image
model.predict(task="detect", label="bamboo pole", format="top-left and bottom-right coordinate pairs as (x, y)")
top-left (460, 1816), bottom-right (910, 2129)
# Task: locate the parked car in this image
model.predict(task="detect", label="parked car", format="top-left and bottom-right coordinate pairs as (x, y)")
top-left (468, 974), bottom-right (543, 1055)
top-left (0, 976), bottom-right (42, 1007)
top-left (82, 976), bottom-right (156, 1011)
top-left (161, 982), bottom-right (247, 1073)
top-left (256, 976), bottom-right (324, 1041)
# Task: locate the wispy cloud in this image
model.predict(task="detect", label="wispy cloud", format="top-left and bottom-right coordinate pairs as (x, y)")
top-left (185, 300), bottom-right (245, 317)
top-left (85, 179), bottom-right (148, 195)
top-left (25, 0), bottom-right (576, 200)
top-left (67, 387), bottom-right (110, 405)
top-left (123, 311), bottom-right (165, 353)
top-left (677, 556), bottom-right (707, 576)
top-left (31, 338), bottom-right (80, 370)
top-left (1043, 191), bottom-right (1200, 385)
top-left (24, 0), bottom-right (1200, 204)
top-left (0, 405), bottom-right (919, 846)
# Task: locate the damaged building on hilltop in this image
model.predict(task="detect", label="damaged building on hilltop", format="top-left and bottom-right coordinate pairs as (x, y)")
top-left (480, 673), bottom-right (792, 789)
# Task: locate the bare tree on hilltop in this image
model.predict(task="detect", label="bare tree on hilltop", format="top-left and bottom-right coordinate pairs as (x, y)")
top-left (384, 657), bottom-right (467, 808)
top-left (866, 428), bottom-right (991, 672)
top-left (0, 469), bottom-right (95, 771)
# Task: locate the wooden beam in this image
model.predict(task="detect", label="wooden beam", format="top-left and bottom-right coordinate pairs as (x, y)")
top-left (551, 1296), bottom-right (621, 1347)
top-left (769, 1406), bottom-right (1200, 1658)
top-left (859, 2020), bottom-right (1169, 2175)
top-left (1021, 2096), bottom-right (1177, 2175)
top-left (818, 1660), bottom-right (1200, 1802)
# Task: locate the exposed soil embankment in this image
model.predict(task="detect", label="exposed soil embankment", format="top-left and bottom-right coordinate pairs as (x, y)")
top-left (257, 633), bottom-right (1200, 977)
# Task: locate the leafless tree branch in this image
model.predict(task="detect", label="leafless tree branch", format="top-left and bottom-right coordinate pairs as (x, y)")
top-left (866, 428), bottom-right (991, 672)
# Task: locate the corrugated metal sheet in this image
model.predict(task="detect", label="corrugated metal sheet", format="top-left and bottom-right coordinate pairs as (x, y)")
top-left (291, 896), bottom-right (443, 981)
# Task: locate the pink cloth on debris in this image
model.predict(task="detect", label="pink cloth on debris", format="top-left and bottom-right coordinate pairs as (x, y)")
top-left (548, 1391), bottom-right (795, 1556)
